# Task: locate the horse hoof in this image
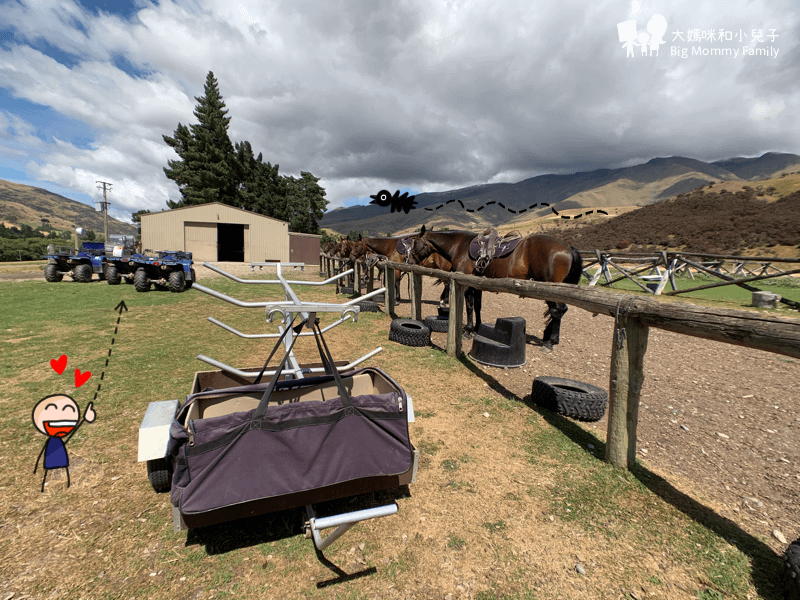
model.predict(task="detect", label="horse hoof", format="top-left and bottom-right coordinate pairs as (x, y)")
top-left (540, 343), bottom-right (553, 354)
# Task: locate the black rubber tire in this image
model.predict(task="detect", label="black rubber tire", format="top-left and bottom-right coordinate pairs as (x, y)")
top-left (531, 376), bottom-right (608, 422)
top-left (389, 318), bottom-right (431, 347)
top-left (357, 300), bottom-right (381, 313)
top-left (341, 286), bottom-right (355, 295)
top-left (168, 270), bottom-right (185, 293)
top-left (146, 458), bottom-right (172, 493)
top-left (784, 538), bottom-right (800, 600)
top-left (44, 264), bottom-right (63, 282)
top-left (134, 268), bottom-right (151, 292)
top-left (105, 263), bottom-right (121, 285)
top-left (73, 264), bottom-right (92, 283)
top-left (185, 268), bottom-right (196, 289)
top-left (424, 315), bottom-right (449, 333)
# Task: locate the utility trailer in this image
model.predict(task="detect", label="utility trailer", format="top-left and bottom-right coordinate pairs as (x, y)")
top-left (137, 263), bottom-right (418, 554)
top-left (45, 242), bottom-right (107, 283)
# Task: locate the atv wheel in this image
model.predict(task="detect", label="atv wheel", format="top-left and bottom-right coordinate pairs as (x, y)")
top-left (105, 264), bottom-right (121, 285)
top-left (531, 377), bottom-right (608, 422)
top-left (73, 264), bottom-right (93, 283)
top-left (146, 458), bottom-right (172, 493)
top-left (389, 318), bottom-right (431, 347)
top-left (134, 268), bottom-right (151, 292)
top-left (168, 270), bottom-right (185, 293)
top-left (44, 264), bottom-right (63, 282)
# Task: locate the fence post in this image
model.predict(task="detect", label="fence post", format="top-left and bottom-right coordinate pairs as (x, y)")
top-left (410, 273), bottom-right (423, 321)
top-left (446, 280), bottom-right (464, 357)
top-left (367, 265), bottom-right (374, 293)
top-left (386, 266), bottom-right (396, 316)
top-left (605, 315), bottom-right (649, 469)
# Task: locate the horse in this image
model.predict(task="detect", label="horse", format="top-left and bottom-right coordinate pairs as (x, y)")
top-left (350, 234), bottom-right (452, 303)
top-left (409, 225), bottom-right (583, 349)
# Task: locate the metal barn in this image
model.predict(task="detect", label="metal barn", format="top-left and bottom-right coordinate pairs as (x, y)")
top-left (140, 203), bottom-right (290, 263)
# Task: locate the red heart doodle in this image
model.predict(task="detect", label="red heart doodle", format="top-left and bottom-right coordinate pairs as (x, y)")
top-left (75, 369), bottom-right (91, 388)
top-left (50, 355), bottom-right (67, 375)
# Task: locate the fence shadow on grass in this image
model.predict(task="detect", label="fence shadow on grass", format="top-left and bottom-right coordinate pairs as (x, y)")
top-left (534, 406), bottom-right (783, 599)
top-left (456, 352), bottom-right (783, 598)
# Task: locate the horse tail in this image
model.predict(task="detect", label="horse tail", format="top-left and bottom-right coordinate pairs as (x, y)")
top-left (563, 246), bottom-right (583, 285)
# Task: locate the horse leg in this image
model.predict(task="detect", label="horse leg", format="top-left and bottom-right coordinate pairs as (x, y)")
top-left (473, 288), bottom-right (482, 333)
top-left (464, 287), bottom-right (475, 336)
top-left (542, 301), bottom-right (568, 349)
top-left (395, 270), bottom-right (402, 301)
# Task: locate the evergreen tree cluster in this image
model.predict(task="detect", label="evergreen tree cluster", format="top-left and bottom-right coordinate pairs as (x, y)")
top-left (163, 72), bottom-right (327, 234)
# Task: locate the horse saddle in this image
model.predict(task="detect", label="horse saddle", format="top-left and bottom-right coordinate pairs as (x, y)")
top-left (469, 228), bottom-right (523, 273)
top-left (396, 236), bottom-right (414, 261)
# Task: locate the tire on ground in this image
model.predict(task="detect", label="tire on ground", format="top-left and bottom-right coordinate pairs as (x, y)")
top-left (105, 263), bottom-right (121, 285)
top-left (357, 300), bottom-right (381, 313)
top-left (341, 285), bottom-right (355, 295)
top-left (424, 315), bottom-right (449, 333)
top-left (146, 458), bottom-right (172, 493)
top-left (784, 538), bottom-right (800, 600)
top-left (134, 268), bottom-right (151, 292)
top-left (73, 264), bottom-right (93, 283)
top-left (168, 269), bottom-right (185, 293)
top-left (44, 264), bottom-right (63, 282)
top-left (389, 318), bottom-right (431, 347)
top-left (531, 376), bottom-right (608, 422)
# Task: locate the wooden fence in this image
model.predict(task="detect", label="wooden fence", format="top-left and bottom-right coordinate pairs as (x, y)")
top-left (375, 260), bottom-right (800, 470)
top-left (582, 250), bottom-right (800, 309)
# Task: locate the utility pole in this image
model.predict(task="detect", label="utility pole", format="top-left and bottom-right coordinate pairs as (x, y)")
top-left (95, 181), bottom-right (112, 242)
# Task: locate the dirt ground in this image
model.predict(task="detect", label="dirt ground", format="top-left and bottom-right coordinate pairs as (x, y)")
top-left (381, 273), bottom-right (800, 555)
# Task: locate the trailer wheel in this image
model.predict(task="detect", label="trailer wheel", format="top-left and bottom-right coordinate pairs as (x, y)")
top-left (105, 264), bottom-right (121, 285)
top-left (146, 458), bottom-right (172, 493)
top-left (73, 264), bottom-right (93, 283)
top-left (185, 268), bottom-right (196, 290)
top-left (389, 319), bottom-right (431, 347)
top-left (134, 268), bottom-right (151, 292)
top-left (168, 270), bottom-right (185, 293)
top-left (531, 377), bottom-right (608, 422)
top-left (44, 264), bottom-right (63, 282)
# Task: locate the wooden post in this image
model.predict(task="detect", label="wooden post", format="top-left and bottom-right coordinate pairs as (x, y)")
top-left (410, 272), bottom-right (423, 321)
top-left (367, 265), bottom-right (374, 293)
top-left (446, 280), bottom-right (464, 357)
top-left (606, 315), bottom-right (649, 469)
top-left (326, 257), bottom-right (331, 279)
top-left (385, 265), bottom-right (396, 316)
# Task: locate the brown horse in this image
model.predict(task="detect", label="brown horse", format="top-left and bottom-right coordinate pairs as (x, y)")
top-left (350, 234), bottom-right (452, 303)
top-left (409, 225), bottom-right (583, 349)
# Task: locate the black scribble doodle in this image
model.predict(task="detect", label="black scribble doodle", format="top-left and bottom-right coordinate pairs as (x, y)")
top-left (369, 190), bottom-right (418, 214)
top-left (370, 190), bottom-right (609, 219)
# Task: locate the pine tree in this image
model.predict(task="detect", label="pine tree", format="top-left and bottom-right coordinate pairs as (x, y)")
top-left (163, 71), bottom-right (236, 207)
top-left (281, 172), bottom-right (328, 233)
top-left (233, 141), bottom-right (286, 216)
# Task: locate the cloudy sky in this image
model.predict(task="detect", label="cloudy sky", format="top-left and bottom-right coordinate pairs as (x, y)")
top-left (0, 0), bottom-right (797, 222)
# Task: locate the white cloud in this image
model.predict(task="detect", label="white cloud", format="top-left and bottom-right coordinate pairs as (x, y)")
top-left (0, 0), bottom-right (797, 212)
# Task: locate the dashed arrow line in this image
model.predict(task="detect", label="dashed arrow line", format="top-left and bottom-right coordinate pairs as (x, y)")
top-left (94, 300), bottom-right (128, 401)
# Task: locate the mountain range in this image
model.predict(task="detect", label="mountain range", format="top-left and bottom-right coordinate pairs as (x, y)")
top-left (319, 152), bottom-right (800, 235)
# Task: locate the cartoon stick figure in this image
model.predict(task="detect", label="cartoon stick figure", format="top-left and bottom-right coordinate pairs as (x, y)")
top-left (32, 394), bottom-right (96, 492)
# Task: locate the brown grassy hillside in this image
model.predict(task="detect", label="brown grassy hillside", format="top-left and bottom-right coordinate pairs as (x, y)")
top-left (558, 187), bottom-right (800, 254)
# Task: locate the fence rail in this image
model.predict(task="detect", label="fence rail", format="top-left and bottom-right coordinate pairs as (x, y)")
top-left (377, 260), bottom-right (800, 469)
